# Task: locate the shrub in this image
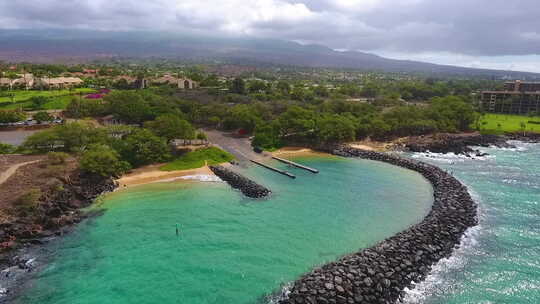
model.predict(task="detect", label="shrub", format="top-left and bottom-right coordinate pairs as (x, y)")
top-left (0, 110), bottom-right (25, 123)
top-left (80, 144), bottom-right (131, 177)
top-left (161, 147), bottom-right (234, 171)
top-left (16, 188), bottom-right (42, 216)
top-left (115, 129), bottom-right (172, 167)
top-left (47, 151), bottom-right (69, 165)
top-left (0, 142), bottom-right (16, 154)
top-left (30, 96), bottom-right (49, 109)
top-left (34, 111), bottom-right (54, 123)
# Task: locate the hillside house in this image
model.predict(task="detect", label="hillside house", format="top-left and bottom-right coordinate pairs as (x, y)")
top-left (35, 77), bottom-right (83, 89)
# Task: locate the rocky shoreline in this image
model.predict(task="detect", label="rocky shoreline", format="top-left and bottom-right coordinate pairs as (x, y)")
top-left (402, 133), bottom-right (513, 155)
top-left (209, 165), bottom-right (271, 199)
top-left (279, 147), bottom-right (478, 304)
top-left (0, 173), bottom-right (117, 303)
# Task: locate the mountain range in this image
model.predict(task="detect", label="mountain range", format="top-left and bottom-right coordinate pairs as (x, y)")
top-left (1, 29), bottom-right (538, 78)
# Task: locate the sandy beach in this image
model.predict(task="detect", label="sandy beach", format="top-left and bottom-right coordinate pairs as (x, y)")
top-left (271, 147), bottom-right (330, 158)
top-left (117, 165), bottom-right (216, 188)
top-left (349, 140), bottom-right (391, 152)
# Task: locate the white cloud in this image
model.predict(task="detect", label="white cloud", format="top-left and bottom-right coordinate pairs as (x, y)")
top-left (1, 0), bottom-right (540, 70)
top-left (174, 0), bottom-right (315, 34)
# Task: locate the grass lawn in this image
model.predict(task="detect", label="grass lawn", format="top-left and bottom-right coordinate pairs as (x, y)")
top-left (160, 147), bottom-right (235, 171)
top-left (477, 113), bottom-right (540, 134)
top-left (0, 88), bottom-right (95, 110)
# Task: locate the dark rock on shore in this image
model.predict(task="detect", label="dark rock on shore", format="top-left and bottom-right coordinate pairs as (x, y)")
top-left (279, 147), bottom-right (478, 304)
top-left (209, 165), bottom-right (271, 199)
top-left (506, 132), bottom-right (540, 143)
top-left (403, 133), bottom-right (513, 155)
top-left (0, 173), bottom-right (117, 303)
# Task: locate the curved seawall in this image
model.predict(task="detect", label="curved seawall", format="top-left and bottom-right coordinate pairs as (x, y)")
top-left (279, 147), bottom-right (478, 304)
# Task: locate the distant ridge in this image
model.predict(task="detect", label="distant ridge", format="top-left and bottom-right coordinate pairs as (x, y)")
top-left (0, 29), bottom-right (538, 78)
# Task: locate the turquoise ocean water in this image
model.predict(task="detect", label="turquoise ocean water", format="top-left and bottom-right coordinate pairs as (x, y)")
top-left (402, 142), bottom-right (540, 304)
top-left (17, 156), bottom-right (433, 304)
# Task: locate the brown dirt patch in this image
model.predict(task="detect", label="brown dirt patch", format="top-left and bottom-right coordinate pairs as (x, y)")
top-left (0, 156), bottom-right (78, 224)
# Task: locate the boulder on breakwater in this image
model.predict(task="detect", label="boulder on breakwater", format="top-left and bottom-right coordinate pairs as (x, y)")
top-left (403, 133), bottom-right (513, 155)
top-left (279, 147), bottom-right (477, 304)
top-left (209, 165), bottom-right (271, 199)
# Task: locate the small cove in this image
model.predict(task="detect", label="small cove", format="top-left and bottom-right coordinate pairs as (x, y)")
top-left (16, 156), bottom-right (433, 304)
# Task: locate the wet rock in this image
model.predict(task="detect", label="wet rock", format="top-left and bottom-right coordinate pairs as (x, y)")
top-left (209, 166), bottom-right (271, 199)
top-left (278, 147), bottom-right (478, 304)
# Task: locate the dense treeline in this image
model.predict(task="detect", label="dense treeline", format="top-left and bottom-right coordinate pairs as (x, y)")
top-left (62, 89), bottom-right (476, 150)
top-left (11, 74), bottom-right (480, 173)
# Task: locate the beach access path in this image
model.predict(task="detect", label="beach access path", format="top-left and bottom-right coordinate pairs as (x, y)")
top-left (0, 160), bottom-right (41, 186)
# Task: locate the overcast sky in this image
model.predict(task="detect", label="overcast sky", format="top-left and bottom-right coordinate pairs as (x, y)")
top-left (1, 0), bottom-right (540, 72)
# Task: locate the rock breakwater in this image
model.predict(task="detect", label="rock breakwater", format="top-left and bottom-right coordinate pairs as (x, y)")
top-left (209, 165), bottom-right (271, 199)
top-left (280, 147), bottom-right (477, 304)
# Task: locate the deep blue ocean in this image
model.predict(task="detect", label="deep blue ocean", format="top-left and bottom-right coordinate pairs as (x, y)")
top-left (402, 141), bottom-right (540, 303)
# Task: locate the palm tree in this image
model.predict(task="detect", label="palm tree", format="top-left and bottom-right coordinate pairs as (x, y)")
top-left (33, 70), bottom-right (45, 90)
top-left (6, 72), bottom-right (19, 91)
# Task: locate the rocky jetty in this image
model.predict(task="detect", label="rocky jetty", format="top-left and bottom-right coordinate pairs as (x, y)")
top-left (280, 147), bottom-right (478, 304)
top-left (403, 133), bottom-right (513, 155)
top-left (209, 165), bottom-right (271, 198)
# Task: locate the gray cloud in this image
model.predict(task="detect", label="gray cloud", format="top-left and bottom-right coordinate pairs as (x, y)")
top-left (0, 0), bottom-right (539, 57)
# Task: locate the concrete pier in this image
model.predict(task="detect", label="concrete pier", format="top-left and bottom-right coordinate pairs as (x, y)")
top-left (250, 160), bottom-right (296, 179)
top-left (272, 156), bottom-right (319, 173)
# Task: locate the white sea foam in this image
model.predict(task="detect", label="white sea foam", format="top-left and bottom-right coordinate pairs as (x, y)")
top-left (178, 174), bottom-right (223, 182)
top-left (399, 224), bottom-right (483, 304)
top-left (399, 183), bottom-right (487, 304)
top-left (159, 174), bottom-right (223, 183)
top-left (267, 282), bottom-right (292, 304)
top-left (410, 151), bottom-right (493, 163)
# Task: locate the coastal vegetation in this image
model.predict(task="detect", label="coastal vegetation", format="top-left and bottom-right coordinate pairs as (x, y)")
top-left (161, 147), bottom-right (234, 171)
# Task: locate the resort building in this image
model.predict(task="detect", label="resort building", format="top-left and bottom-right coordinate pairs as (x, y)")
top-left (480, 80), bottom-right (540, 114)
top-left (35, 77), bottom-right (84, 89)
top-left (152, 74), bottom-right (198, 89)
top-left (0, 73), bottom-right (35, 90)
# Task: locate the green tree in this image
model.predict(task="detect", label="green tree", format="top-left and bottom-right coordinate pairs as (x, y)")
top-left (276, 81), bottom-right (291, 95)
top-left (248, 80), bottom-right (267, 94)
top-left (30, 96), bottom-right (48, 109)
top-left (230, 78), bottom-right (246, 95)
top-left (222, 104), bottom-right (262, 133)
top-left (278, 106), bottom-right (316, 139)
top-left (0, 110), bottom-right (25, 123)
top-left (80, 144), bottom-right (131, 177)
top-left (105, 91), bottom-right (153, 124)
top-left (252, 122), bottom-right (282, 150)
top-left (144, 114), bottom-right (196, 142)
top-left (23, 122), bottom-right (107, 153)
top-left (313, 85), bottom-right (329, 97)
top-left (33, 111), bottom-right (53, 123)
top-left (0, 142), bottom-right (16, 154)
top-left (117, 129), bottom-right (171, 167)
top-left (316, 115), bottom-right (356, 144)
top-left (5, 72), bottom-right (19, 91)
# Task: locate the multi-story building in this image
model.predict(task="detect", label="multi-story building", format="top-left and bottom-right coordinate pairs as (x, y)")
top-left (481, 80), bottom-right (540, 114)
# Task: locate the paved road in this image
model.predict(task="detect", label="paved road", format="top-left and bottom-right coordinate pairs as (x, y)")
top-left (204, 130), bottom-right (270, 165)
top-left (0, 130), bottom-right (40, 146)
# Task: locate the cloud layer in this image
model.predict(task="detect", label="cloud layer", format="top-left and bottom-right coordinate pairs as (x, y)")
top-left (1, 0), bottom-right (539, 58)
